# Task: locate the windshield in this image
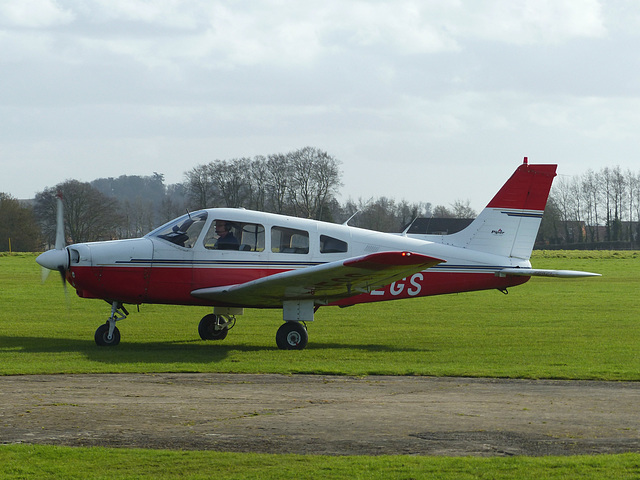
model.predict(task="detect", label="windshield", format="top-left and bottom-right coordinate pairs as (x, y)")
top-left (150, 211), bottom-right (208, 248)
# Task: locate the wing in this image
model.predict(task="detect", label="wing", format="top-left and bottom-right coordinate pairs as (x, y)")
top-left (191, 251), bottom-right (444, 307)
top-left (498, 268), bottom-right (601, 278)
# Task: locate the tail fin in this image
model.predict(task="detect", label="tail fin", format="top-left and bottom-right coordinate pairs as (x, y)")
top-left (416, 159), bottom-right (557, 260)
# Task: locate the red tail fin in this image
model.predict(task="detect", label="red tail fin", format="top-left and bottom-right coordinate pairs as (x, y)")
top-left (487, 161), bottom-right (557, 211)
top-left (414, 159), bottom-right (558, 260)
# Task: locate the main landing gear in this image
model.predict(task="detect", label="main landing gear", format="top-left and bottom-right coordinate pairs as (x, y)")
top-left (276, 322), bottom-right (308, 350)
top-left (198, 312), bottom-right (308, 350)
top-left (274, 300), bottom-right (314, 350)
top-left (92, 301), bottom-right (314, 351)
top-left (198, 313), bottom-right (235, 341)
top-left (197, 302), bottom-right (313, 350)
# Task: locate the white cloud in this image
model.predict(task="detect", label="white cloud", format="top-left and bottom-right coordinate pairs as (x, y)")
top-left (0, 1), bottom-right (610, 76)
top-left (2, 0), bottom-right (640, 206)
top-left (526, 96), bottom-right (640, 141)
top-left (83, 0), bottom-right (201, 29)
top-left (450, 0), bottom-right (606, 45)
top-left (0, 0), bottom-right (75, 28)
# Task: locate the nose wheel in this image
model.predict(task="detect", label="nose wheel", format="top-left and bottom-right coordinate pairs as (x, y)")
top-left (95, 301), bottom-right (127, 346)
top-left (95, 323), bottom-right (121, 346)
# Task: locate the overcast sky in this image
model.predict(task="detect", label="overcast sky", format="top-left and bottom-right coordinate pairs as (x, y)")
top-left (2, 0), bottom-right (639, 211)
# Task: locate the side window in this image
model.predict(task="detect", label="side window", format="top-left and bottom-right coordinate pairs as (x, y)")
top-left (203, 220), bottom-right (265, 251)
top-left (271, 227), bottom-right (309, 254)
top-left (154, 212), bottom-right (208, 248)
top-left (320, 235), bottom-right (348, 253)
top-left (237, 223), bottom-right (265, 252)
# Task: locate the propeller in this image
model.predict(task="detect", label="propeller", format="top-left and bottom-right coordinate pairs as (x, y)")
top-left (37, 193), bottom-right (69, 289)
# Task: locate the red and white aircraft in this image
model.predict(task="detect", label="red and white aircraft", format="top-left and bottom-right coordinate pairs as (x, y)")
top-left (37, 159), bottom-right (599, 349)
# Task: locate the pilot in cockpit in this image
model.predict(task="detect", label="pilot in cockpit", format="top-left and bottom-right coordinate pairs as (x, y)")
top-left (214, 221), bottom-right (240, 250)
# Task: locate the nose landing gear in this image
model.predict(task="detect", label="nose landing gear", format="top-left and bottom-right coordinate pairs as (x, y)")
top-left (95, 301), bottom-right (128, 346)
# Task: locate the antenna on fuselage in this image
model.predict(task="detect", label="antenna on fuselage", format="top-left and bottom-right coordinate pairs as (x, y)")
top-left (186, 208), bottom-right (192, 219)
top-left (343, 211), bottom-right (360, 226)
top-left (401, 217), bottom-right (418, 236)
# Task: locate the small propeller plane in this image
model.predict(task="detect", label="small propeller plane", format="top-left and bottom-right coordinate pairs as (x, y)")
top-left (37, 158), bottom-right (599, 349)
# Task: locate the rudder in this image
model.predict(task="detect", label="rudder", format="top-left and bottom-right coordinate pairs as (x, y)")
top-left (415, 159), bottom-right (557, 260)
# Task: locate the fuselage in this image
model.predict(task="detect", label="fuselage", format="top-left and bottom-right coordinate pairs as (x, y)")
top-left (64, 207), bottom-right (530, 307)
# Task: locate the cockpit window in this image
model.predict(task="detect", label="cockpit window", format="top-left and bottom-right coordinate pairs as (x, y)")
top-left (153, 212), bottom-right (208, 248)
top-left (203, 220), bottom-right (265, 252)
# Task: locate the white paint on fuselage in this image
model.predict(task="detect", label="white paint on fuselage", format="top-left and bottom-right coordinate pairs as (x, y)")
top-left (68, 207), bottom-right (530, 274)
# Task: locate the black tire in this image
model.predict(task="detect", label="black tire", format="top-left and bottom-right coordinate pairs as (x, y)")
top-left (276, 322), bottom-right (308, 350)
top-left (95, 323), bottom-right (121, 347)
top-left (198, 314), bottom-right (229, 341)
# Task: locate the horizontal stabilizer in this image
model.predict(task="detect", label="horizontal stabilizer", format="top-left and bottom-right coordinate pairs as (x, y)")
top-left (497, 268), bottom-right (601, 278)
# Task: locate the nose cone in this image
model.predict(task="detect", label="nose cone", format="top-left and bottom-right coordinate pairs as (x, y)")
top-left (36, 248), bottom-right (69, 271)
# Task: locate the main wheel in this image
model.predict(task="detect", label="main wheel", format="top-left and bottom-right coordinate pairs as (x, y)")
top-left (276, 322), bottom-right (308, 350)
top-left (198, 314), bottom-right (229, 341)
top-left (95, 323), bottom-right (121, 346)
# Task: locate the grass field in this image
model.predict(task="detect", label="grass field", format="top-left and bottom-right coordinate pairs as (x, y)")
top-left (1, 251), bottom-right (638, 379)
top-left (1, 445), bottom-right (640, 480)
top-left (1, 251), bottom-right (639, 479)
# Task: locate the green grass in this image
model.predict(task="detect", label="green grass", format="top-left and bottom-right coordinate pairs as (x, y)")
top-left (1, 252), bottom-right (638, 379)
top-left (2, 251), bottom-right (639, 478)
top-left (1, 445), bottom-right (639, 480)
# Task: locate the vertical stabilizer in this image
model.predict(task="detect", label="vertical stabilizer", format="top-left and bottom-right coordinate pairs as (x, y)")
top-left (416, 160), bottom-right (557, 260)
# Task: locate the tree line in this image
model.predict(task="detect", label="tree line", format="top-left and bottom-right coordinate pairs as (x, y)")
top-left (184, 147), bottom-right (342, 220)
top-left (5, 151), bottom-right (637, 252)
top-left (3, 146), bottom-right (446, 251)
top-left (540, 166), bottom-right (640, 246)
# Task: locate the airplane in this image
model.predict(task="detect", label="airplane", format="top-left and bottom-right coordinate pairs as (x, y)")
top-left (37, 158), bottom-right (599, 350)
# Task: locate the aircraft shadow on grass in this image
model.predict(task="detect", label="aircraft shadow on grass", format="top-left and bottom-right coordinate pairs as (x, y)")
top-left (0, 335), bottom-right (429, 367)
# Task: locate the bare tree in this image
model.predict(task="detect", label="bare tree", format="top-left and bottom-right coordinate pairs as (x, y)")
top-left (553, 175), bottom-right (581, 243)
top-left (450, 199), bottom-right (477, 219)
top-left (580, 170), bottom-right (600, 242)
top-left (629, 170), bottom-right (640, 241)
top-left (184, 164), bottom-right (216, 209)
top-left (610, 166), bottom-right (626, 241)
top-left (538, 196), bottom-right (562, 245)
top-left (161, 183), bottom-right (188, 223)
top-left (547, 165), bottom-right (640, 246)
top-left (354, 197), bottom-right (400, 232)
top-left (265, 153), bottom-right (291, 214)
top-left (397, 199), bottom-right (432, 228)
top-left (310, 149), bottom-right (342, 220)
top-left (248, 155), bottom-right (269, 211)
top-left (432, 204), bottom-right (454, 218)
top-left (35, 181), bottom-right (123, 244)
top-left (594, 166), bottom-right (627, 241)
top-left (288, 147), bottom-right (342, 219)
top-left (342, 196), bottom-right (431, 231)
top-left (0, 193), bottom-right (41, 251)
top-left (209, 158), bottom-right (252, 208)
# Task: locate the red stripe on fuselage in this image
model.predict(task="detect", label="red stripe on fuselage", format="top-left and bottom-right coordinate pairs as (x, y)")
top-left (70, 265), bottom-right (290, 305)
top-left (69, 264), bottom-right (529, 307)
top-left (331, 271), bottom-right (529, 307)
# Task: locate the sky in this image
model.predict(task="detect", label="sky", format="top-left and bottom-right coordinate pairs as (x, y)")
top-left (1, 0), bottom-right (640, 212)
